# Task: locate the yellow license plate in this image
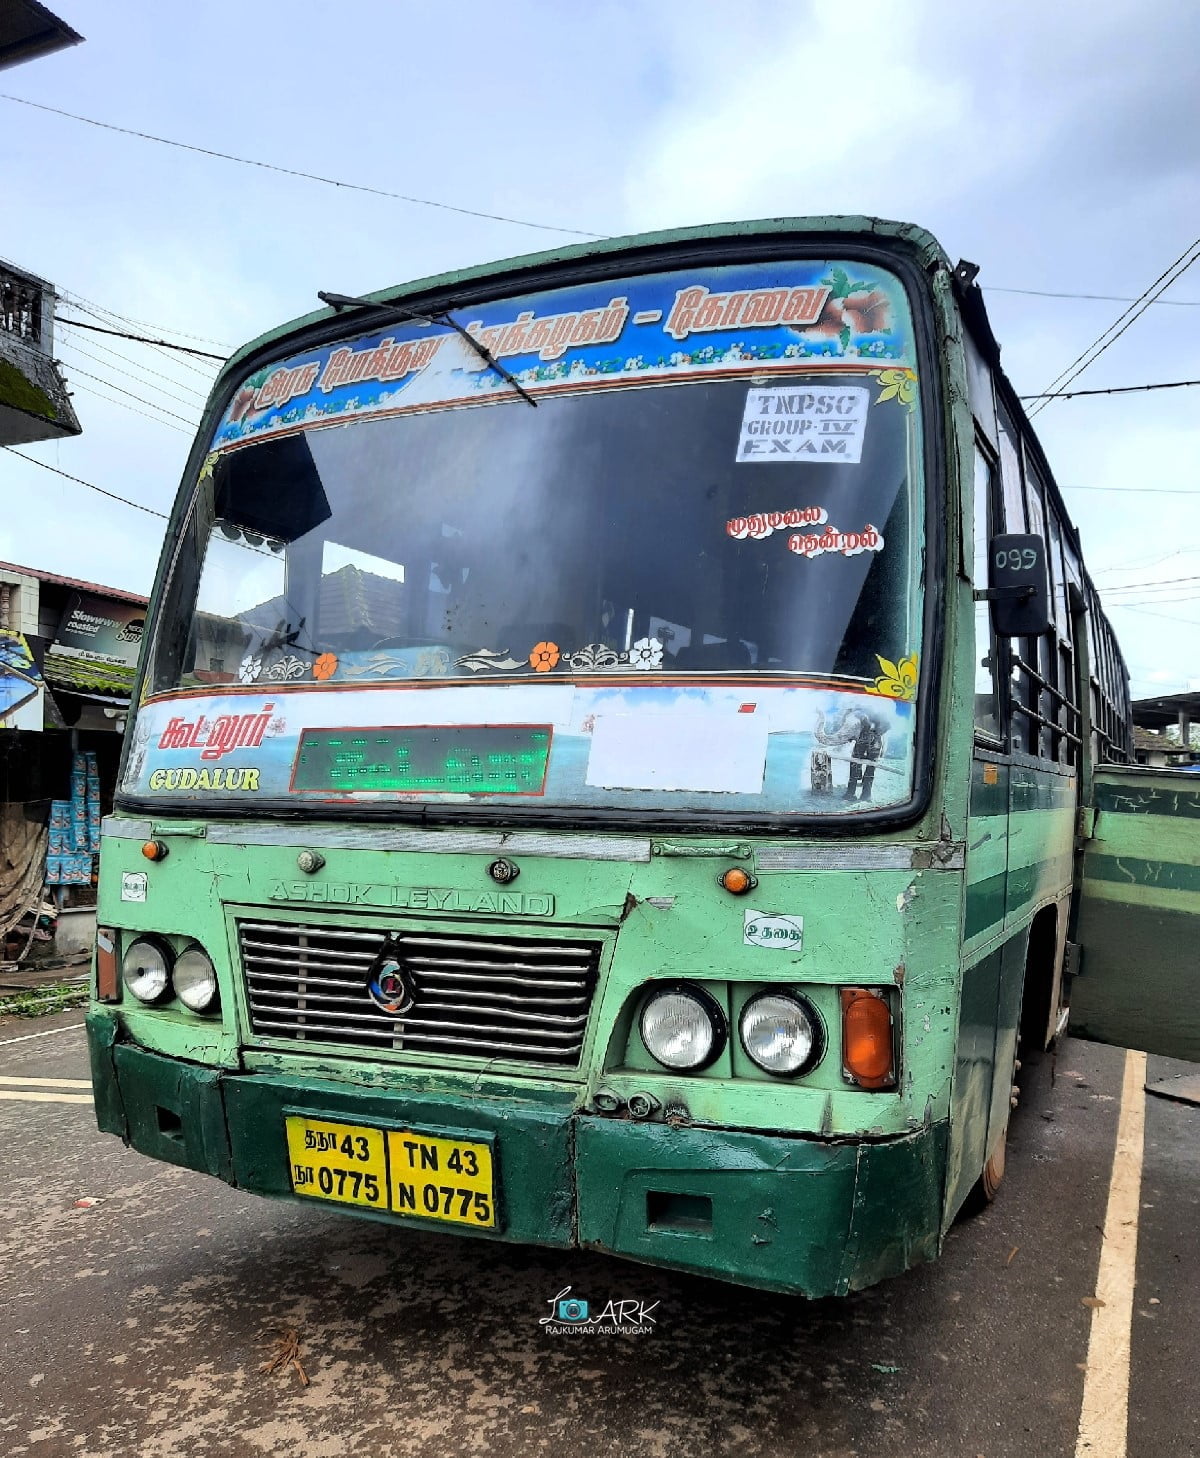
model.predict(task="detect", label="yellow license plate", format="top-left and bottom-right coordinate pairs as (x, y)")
top-left (285, 1117), bottom-right (496, 1228)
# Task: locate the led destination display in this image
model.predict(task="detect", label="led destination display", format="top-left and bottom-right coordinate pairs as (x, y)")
top-left (290, 725), bottom-right (552, 796)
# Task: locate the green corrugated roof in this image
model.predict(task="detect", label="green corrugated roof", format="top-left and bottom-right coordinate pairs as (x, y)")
top-left (42, 654), bottom-right (134, 696)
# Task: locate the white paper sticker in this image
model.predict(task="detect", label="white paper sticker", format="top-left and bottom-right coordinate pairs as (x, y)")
top-left (121, 871), bottom-right (148, 903)
top-left (585, 713), bottom-right (767, 793)
top-left (736, 386), bottom-right (869, 463)
top-left (743, 910), bottom-right (804, 950)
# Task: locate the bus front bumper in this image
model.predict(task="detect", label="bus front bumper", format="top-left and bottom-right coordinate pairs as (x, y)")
top-left (88, 1012), bottom-right (945, 1297)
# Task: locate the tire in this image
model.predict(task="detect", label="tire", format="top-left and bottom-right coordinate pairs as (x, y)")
top-left (960, 1124), bottom-right (1007, 1218)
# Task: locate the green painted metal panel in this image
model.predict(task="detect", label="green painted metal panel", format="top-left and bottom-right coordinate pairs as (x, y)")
top-left (223, 1068), bottom-right (578, 1249)
top-left (94, 818), bottom-right (965, 1139)
top-left (965, 760), bottom-right (1075, 944)
top-left (964, 870), bottom-right (1006, 940)
top-left (1004, 767), bottom-right (1075, 929)
top-left (113, 1043), bottom-right (233, 1180)
top-left (85, 1009), bottom-right (127, 1139)
top-left (1072, 766), bottom-right (1200, 1061)
top-left (575, 1116), bottom-right (944, 1296)
top-left (944, 949), bottom-right (1001, 1218)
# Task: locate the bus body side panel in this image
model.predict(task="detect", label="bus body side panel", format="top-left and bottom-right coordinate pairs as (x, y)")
top-left (951, 744), bottom-right (1076, 1222)
top-left (1071, 765), bottom-right (1200, 1062)
top-left (945, 947), bottom-right (1002, 1219)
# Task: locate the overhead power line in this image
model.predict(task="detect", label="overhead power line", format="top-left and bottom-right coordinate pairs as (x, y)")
top-left (57, 316), bottom-right (227, 361)
top-left (62, 294), bottom-right (227, 380)
top-left (1, 93), bottom-right (604, 240)
top-left (987, 285), bottom-right (1200, 307)
top-left (1062, 484), bottom-right (1200, 495)
top-left (1094, 545), bottom-right (1200, 577)
top-left (63, 289), bottom-right (232, 350)
top-left (2, 447), bottom-right (168, 518)
top-left (58, 360), bottom-right (200, 427)
top-left (57, 337), bottom-right (209, 408)
top-left (56, 331), bottom-right (212, 401)
top-left (67, 378), bottom-right (194, 434)
top-left (1101, 571), bottom-right (1200, 594)
top-left (1029, 235), bottom-right (1200, 418)
top-left (1120, 605), bottom-right (1200, 626)
top-left (1020, 378), bottom-right (1200, 401)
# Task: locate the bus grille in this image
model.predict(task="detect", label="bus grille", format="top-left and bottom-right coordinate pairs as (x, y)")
top-left (236, 920), bottom-right (601, 1067)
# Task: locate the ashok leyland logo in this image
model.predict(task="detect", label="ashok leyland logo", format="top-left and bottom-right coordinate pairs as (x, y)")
top-left (539, 1286), bottom-right (658, 1336)
top-left (366, 944), bottom-right (415, 1016)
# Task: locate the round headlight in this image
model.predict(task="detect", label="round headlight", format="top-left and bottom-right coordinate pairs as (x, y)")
top-left (173, 945), bottom-right (219, 1013)
top-left (739, 991), bottom-right (822, 1076)
top-left (639, 985), bottom-right (726, 1071)
top-left (121, 937), bottom-right (172, 1004)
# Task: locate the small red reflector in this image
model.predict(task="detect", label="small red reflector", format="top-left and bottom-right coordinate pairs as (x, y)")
top-left (95, 927), bottom-right (120, 1002)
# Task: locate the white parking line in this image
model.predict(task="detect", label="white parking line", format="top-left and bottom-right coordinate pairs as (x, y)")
top-left (0, 1076), bottom-right (92, 1088)
top-left (0, 1021), bottom-right (85, 1047)
top-left (0, 1090), bottom-right (93, 1104)
top-left (1075, 1048), bottom-right (1147, 1458)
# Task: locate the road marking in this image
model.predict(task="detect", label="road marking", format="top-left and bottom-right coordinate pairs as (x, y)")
top-left (1075, 1048), bottom-right (1147, 1458)
top-left (0, 1090), bottom-right (93, 1104)
top-left (0, 1021), bottom-right (85, 1047)
top-left (0, 1076), bottom-right (92, 1088)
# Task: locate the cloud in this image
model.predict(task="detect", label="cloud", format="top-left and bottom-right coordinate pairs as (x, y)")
top-left (4, 0), bottom-right (1200, 692)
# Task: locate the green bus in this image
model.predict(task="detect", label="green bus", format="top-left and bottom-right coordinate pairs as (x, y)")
top-left (87, 217), bottom-right (1198, 1296)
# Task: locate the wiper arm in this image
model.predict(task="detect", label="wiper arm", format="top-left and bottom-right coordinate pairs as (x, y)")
top-left (317, 290), bottom-right (537, 408)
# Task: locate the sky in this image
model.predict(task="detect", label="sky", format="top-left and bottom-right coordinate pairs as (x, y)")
top-left (2, 0), bottom-right (1199, 700)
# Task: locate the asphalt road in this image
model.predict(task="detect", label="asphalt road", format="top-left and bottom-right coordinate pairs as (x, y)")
top-left (1, 1011), bottom-right (1195, 1458)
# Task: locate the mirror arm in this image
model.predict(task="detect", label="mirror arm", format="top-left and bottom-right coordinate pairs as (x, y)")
top-left (973, 586), bottom-right (1034, 603)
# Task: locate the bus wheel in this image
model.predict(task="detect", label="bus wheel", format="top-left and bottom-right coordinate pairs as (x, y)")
top-left (960, 1126), bottom-right (1007, 1217)
top-left (979, 1130), bottom-right (1007, 1201)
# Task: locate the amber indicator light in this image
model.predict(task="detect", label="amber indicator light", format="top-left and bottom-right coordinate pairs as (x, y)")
top-left (95, 927), bottom-right (120, 1003)
top-left (717, 867), bottom-right (757, 895)
top-left (141, 839), bottom-right (168, 862)
top-left (841, 987), bottom-right (895, 1089)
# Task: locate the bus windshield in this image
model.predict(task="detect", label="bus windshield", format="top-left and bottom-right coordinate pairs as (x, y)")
top-left (130, 257), bottom-right (927, 820)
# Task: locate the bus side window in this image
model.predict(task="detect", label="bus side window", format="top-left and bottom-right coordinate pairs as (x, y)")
top-left (971, 443), bottom-right (1002, 740)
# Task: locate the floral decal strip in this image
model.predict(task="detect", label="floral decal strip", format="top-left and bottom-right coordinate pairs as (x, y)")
top-left (210, 260), bottom-right (914, 451)
top-left (867, 653), bottom-right (918, 701)
top-left (455, 637), bottom-right (665, 676)
top-left (875, 368), bottom-right (917, 407)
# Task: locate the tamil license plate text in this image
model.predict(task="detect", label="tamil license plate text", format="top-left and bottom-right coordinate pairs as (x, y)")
top-left (285, 1116), bottom-right (496, 1228)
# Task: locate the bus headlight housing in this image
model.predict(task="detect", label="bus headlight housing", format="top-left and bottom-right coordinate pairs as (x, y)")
top-left (739, 990), bottom-right (822, 1076)
top-left (639, 984), bottom-right (726, 1071)
top-left (172, 945), bottom-right (219, 1013)
top-left (121, 937), bottom-right (173, 1004)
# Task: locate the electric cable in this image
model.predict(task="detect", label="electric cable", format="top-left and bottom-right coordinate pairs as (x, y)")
top-left (0, 93), bottom-right (604, 239)
top-left (64, 291), bottom-right (232, 350)
top-left (56, 336), bottom-right (210, 408)
top-left (1020, 378), bottom-right (1200, 401)
top-left (65, 378), bottom-right (194, 434)
top-left (60, 294), bottom-right (230, 379)
top-left (57, 316), bottom-right (226, 361)
top-left (987, 285), bottom-right (1200, 307)
top-left (1028, 236), bottom-right (1200, 417)
top-left (2, 447), bottom-right (168, 518)
top-left (57, 361), bottom-right (201, 427)
top-left (1061, 484), bottom-right (1200, 496)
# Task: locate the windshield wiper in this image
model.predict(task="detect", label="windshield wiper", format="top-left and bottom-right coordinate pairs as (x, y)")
top-left (317, 290), bottom-right (537, 408)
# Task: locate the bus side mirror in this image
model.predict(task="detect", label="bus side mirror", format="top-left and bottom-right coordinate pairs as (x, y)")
top-left (978, 533), bottom-right (1052, 637)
